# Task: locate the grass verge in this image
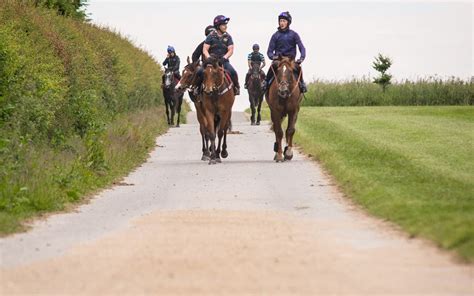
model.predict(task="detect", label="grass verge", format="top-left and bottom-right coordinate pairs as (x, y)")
top-left (253, 105), bottom-right (474, 262)
top-left (0, 107), bottom-right (169, 235)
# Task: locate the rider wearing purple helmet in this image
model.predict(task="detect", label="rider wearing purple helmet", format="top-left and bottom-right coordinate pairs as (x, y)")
top-left (200, 15), bottom-right (240, 95)
top-left (266, 11), bottom-right (307, 93)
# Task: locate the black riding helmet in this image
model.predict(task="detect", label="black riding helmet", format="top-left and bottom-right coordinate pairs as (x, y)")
top-left (205, 25), bottom-right (215, 36)
top-left (278, 11), bottom-right (292, 25)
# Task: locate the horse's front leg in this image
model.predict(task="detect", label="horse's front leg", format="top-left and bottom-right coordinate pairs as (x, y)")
top-left (271, 111), bottom-right (284, 162)
top-left (249, 93), bottom-right (256, 125)
top-left (256, 93), bottom-right (264, 125)
top-left (176, 94), bottom-right (183, 127)
top-left (216, 128), bottom-right (223, 163)
top-left (284, 111), bottom-right (298, 161)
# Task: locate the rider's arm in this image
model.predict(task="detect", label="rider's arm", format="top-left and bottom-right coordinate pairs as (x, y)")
top-left (267, 33), bottom-right (277, 60)
top-left (203, 43), bottom-right (211, 59)
top-left (175, 56), bottom-right (180, 71)
top-left (223, 45), bottom-right (234, 60)
top-left (163, 57), bottom-right (169, 67)
top-left (192, 42), bottom-right (204, 63)
top-left (261, 59), bottom-right (266, 69)
top-left (248, 60), bottom-right (252, 69)
top-left (295, 32), bottom-right (306, 61)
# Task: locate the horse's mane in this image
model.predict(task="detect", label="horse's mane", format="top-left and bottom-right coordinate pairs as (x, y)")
top-left (277, 57), bottom-right (295, 70)
top-left (203, 56), bottom-right (221, 67)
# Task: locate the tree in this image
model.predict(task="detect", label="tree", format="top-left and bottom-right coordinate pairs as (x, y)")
top-left (372, 53), bottom-right (392, 92)
top-left (33, 0), bottom-right (89, 20)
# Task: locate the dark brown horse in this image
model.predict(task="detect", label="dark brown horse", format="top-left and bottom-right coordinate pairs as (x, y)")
top-left (162, 68), bottom-right (184, 127)
top-left (175, 57), bottom-right (210, 161)
top-left (265, 57), bottom-right (303, 162)
top-left (247, 62), bottom-right (265, 125)
top-left (201, 57), bottom-right (235, 164)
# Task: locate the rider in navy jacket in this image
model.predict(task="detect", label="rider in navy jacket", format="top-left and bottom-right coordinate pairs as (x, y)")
top-left (192, 25), bottom-right (215, 63)
top-left (266, 11), bottom-right (307, 93)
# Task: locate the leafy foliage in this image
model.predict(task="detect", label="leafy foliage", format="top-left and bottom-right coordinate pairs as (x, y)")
top-left (372, 53), bottom-right (393, 92)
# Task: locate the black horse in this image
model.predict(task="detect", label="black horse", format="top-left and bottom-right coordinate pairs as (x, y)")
top-left (162, 68), bottom-right (184, 127)
top-left (247, 62), bottom-right (265, 125)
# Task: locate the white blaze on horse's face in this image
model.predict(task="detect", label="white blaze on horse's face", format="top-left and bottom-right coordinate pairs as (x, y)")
top-left (283, 65), bottom-right (287, 75)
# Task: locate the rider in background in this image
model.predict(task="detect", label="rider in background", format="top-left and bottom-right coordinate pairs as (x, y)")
top-left (192, 25), bottom-right (215, 63)
top-left (244, 44), bottom-right (266, 89)
top-left (163, 46), bottom-right (181, 82)
top-left (202, 15), bottom-right (240, 95)
top-left (265, 11), bottom-right (307, 93)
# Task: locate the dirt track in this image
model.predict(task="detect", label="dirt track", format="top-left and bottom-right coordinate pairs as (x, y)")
top-left (1, 112), bottom-right (473, 295)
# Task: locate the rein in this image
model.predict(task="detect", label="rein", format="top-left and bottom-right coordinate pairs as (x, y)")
top-left (271, 61), bottom-right (302, 97)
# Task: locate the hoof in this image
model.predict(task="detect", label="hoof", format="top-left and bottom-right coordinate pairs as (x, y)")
top-left (256, 121), bottom-right (260, 125)
top-left (221, 150), bottom-right (228, 158)
top-left (251, 121), bottom-right (256, 126)
top-left (215, 157), bottom-right (222, 163)
top-left (201, 155), bottom-right (210, 161)
top-left (274, 153), bottom-right (284, 162)
top-left (176, 124), bottom-right (180, 128)
top-left (209, 159), bottom-right (217, 165)
top-left (284, 146), bottom-right (293, 161)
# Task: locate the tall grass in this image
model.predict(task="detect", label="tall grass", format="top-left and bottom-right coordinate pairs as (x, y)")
top-left (0, 1), bottom-right (168, 234)
top-left (304, 77), bottom-right (473, 106)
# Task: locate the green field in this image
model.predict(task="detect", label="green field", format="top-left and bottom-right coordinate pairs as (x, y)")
top-left (257, 106), bottom-right (474, 262)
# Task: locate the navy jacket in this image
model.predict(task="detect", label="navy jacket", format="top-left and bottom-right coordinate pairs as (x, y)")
top-left (163, 55), bottom-right (180, 72)
top-left (204, 31), bottom-right (234, 59)
top-left (267, 28), bottom-right (306, 61)
top-left (192, 42), bottom-right (205, 63)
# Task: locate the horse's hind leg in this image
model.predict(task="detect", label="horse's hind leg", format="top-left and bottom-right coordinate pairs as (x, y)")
top-left (284, 111), bottom-right (298, 161)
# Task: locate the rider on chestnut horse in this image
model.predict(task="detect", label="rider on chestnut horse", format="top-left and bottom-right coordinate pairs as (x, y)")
top-left (195, 15), bottom-right (240, 96)
top-left (192, 25), bottom-right (215, 63)
top-left (244, 44), bottom-right (266, 89)
top-left (162, 46), bottom-right (181, 83)
top-left (265, 11), bottom-right (307, 93)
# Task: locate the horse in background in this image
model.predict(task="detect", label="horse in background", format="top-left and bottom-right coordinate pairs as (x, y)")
top-left (247, 61), bottom-right (265, 125)
top-left (162, 68), bottom-right (184, 127)
top-left (265, 57), bottom-right (303, 162)
top-left (175, 57), bottom-right (210, 161)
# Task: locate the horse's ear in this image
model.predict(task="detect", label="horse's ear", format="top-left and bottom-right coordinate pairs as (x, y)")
top-left (187, 56), bottom-right (191, 64)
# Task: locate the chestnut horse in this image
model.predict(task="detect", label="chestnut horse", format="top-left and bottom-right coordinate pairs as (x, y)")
top-left (162, 68), bottom-right (184, 127)
top-left (265, 57), bottom-right (303, 162)
top-left (201, 57), bottom-right (235, 165)
top-left (175, 57), bottom-right (210, 161)
top-left (247, 61), bottom-right (265, 125)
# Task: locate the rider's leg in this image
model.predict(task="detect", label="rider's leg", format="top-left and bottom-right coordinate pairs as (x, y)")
top-left (224, 61), bottom-right (240, 95)
top-left (294, 66), bottom-right (307, 93)
top-left (174, 70), bottom-right (181, 81)
top-left (244, 70), bottom-right (251, 89)
top-left (193, 67), bottom-right (204, 95)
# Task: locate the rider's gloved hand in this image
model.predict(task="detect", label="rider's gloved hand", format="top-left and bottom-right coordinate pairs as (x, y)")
top-left (296, 59), bottom-right (304, 65)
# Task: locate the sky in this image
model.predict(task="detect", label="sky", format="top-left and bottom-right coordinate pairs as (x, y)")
top-left (87, 1), bottom-right (473, 111)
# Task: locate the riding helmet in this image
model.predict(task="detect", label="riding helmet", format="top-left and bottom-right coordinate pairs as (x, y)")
top-left (167, 45), bottom-right (175, 53)
top-left (252, 44), bottom-right (260, 50)
top-left (205, 25), bottom-right (215, 36)
top-left (278, 11), bottom-right (292, 25)
top-left (213, 15), bottom-right (230, 28)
